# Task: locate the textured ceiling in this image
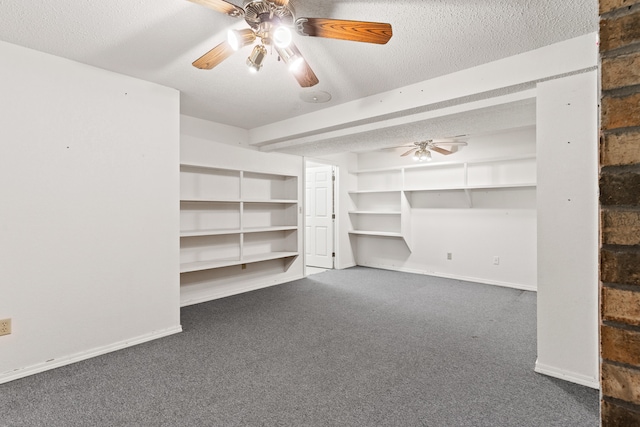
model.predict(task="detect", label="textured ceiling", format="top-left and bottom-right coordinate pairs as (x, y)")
top-left (0, 0), bottom-right (597, 152)
top-left (276, 98), bottom-right (538, 157)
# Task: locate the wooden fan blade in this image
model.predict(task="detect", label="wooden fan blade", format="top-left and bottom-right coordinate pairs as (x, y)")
top-left (430, 146), bottom-right (453, 155)
top-left (380, 145), bottom-right (413, 151)
top-left (187, 0), bottom-right (244, 17)
top-left (433, 139), bottom-right (468, 146)
top-left (286, 44), bottom-right (319, 87)
top-left (293, 61), bottom-right (319, 88)
top-left (295, 18), bottom-right (392, 44)
top-left (271, 0), bottom-right (289, 6)
top-left (401, 148), bottom-right (416, 157)
top-left (192, 41), bottom-right (235, 70)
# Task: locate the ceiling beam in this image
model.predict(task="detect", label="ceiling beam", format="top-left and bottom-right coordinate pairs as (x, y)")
top-left (248, 33), bottom-right (598, 148)
top-left (258, 90), bottom-right (537, 152)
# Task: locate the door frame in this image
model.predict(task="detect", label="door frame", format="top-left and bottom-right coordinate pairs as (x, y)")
top-left (304, 158), bottom-right (339, 275)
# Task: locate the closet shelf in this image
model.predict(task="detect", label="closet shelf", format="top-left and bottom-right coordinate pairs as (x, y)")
top-left (180, 251), bottom-right (299, 273)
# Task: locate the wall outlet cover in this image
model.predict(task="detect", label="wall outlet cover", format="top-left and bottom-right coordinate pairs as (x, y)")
top-left (0, 318), bottom-right (11, 336)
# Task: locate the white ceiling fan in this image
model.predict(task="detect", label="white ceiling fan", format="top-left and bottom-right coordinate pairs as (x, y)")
top-left (392, 138), bottom-right (468, 162)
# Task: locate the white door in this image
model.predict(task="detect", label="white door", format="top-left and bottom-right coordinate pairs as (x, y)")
top-left (305, 164), bottom-right (334, 269)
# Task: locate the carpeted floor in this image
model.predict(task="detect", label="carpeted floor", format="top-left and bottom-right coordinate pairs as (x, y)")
top-left (0, 267), bottom-right (599, 426)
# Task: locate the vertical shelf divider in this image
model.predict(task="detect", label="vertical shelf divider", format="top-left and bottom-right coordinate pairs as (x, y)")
top-left (239, 170), bottom-right (244, 261)
top-left (400, 167), bottom-right (412, 250)
top-left (463, 162), bottom-right (472, 207)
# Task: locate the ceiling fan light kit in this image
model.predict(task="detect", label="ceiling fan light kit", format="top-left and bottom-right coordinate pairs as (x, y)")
top-left (276, 45), bottom-right (303, 71)
top-left (273, 26), bottom-right (293, 48)
top-left (188, 0), bottom-right (392, 86)
top-left (227, 28), bottom-right (256, 51)
top-left (246, 44), bottom-right (267, 72)
top-left (413, 149), bottom-right (432, 162)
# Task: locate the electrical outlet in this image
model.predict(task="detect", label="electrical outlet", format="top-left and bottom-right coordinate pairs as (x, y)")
top-left (0, 318), bottom-right (11, 336)
top-left (447, 253), bottom-right (452, 260)
top-left (493, 256), bottom-right (500, 265)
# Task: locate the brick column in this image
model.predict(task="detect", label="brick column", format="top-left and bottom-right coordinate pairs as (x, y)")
top-left (599, 0), bottom-right (640, 425)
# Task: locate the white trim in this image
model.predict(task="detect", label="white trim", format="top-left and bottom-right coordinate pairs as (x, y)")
top-left (0, 326), bottom-right (183, 385)
top-left (356, 262), bottom-right (537, 292)
top-left (534, 360), bottom-right (599, 389)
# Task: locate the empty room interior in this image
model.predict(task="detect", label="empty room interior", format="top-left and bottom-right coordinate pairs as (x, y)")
top-left (2, 0), bottom-right (639, 426)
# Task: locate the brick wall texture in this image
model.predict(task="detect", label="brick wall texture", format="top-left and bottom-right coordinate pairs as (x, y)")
top-left (600, 1), bottom-right (640, 425)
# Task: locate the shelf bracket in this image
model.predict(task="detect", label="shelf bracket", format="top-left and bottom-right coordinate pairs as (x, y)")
top-left (464, 189), bottom-right (473, 208)
top-left (283, 255), bottom-right (299, 271)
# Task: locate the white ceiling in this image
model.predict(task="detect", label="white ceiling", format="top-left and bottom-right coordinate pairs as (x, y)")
top-left (0, 0), bottom-right (597, 155)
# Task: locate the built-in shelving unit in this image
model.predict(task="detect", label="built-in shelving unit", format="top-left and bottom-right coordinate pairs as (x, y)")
top-left (347, 187), bottom-right (412, 249)
top-left (348, 155), bottom-right (536, 249)
top-left (179, 164), bottom-right (299, 305)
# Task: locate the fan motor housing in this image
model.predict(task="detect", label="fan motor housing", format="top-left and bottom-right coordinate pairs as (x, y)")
top-left (243, 0), bottom-right (294, 29)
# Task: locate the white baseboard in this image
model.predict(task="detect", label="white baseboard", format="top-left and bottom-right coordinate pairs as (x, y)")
top-left (0, 325), bottom-right (182, 385)
top-left (356, 262), bottom-right (537, 292)
top-left (534, 359), bottom-right (599, 389)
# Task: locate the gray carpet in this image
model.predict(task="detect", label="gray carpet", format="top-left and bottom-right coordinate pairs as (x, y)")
top-left (1, 267), bottom-right (598, 426)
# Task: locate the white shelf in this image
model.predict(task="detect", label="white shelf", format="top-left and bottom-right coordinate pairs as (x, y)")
top-left (348, 211), bottom-right (401, 215)
top-left (242, 252), bottom-right (299, 264)
top-left (180, 251), bottom-right (299, 273)
top-left (404, 182), bottom-right (537, 193)
top-left (404, 186), bottom-right (467, 192)
top-left (348, 189), bottom-right (402, 194)
top-left (242, 199), bottom-right (298, 204)
top-left (243, 226), bottom-right (298, 234)
top-left (180, 198), bottom-right (241, 203)
top-left (348, 230), bottom-right (404, 237)
top-left (180, 229), bottom-right (241, 237)
top-left (180, 199), bottom-right (297, 204)
top-left (181, 163), bottom-right (296, 178)
top-left (465, 183), bottom-right (536, 190)
top-left (353, 154), bottom-right (537, 174)
top-left (179, 225), bottom-right (298, 238)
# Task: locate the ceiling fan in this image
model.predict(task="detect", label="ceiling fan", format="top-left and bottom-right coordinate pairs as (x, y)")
top-left (187, 0), bottom-right (393, 87)
top-left (393, 139), bottom-right (468, 162)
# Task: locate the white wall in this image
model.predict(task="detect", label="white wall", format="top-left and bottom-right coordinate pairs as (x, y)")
top-left (350, 127), bottom-right (537, 290)
top-left (180, 116), bottom-right (305, 304)
top-left (535, 71), bottom-right (599, 388)
top-left (0, 41), bottom-right (181, 383)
